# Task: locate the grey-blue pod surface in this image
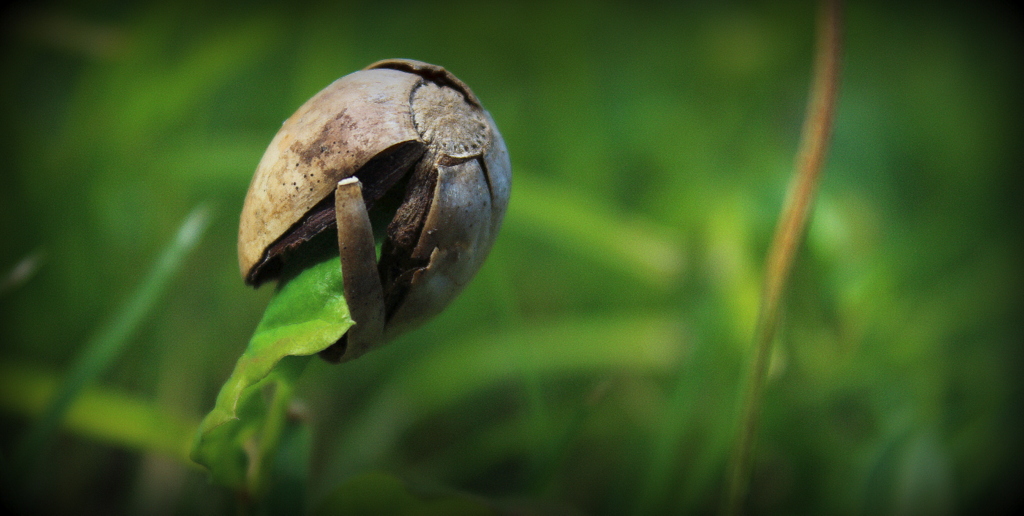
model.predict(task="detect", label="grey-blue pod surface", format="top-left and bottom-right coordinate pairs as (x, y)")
top-left (238, 59), bottom-right (511, 362)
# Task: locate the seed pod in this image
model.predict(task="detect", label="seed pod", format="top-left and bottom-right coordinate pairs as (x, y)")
top-left (238, 59), bottom-right (511, 363)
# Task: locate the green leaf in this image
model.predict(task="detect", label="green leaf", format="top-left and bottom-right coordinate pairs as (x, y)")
top-left (190, 251), bottom-right (353, 493)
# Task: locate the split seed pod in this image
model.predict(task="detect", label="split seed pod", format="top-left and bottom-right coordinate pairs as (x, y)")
top-left (238, 59), bottom-right (511, 363)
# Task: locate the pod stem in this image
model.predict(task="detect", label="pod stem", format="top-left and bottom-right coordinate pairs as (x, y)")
top-left (721, 0), bottom-right (843, 514)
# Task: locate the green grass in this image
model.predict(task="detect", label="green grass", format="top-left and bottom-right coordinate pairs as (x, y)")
top-left (1, 0), bottom-right (1021, 514)
top-left (9, 205), bottom-right (209, 478)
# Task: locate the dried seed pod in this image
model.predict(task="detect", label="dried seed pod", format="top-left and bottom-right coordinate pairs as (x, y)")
top-left (238, 59), bottom-right (511, 363)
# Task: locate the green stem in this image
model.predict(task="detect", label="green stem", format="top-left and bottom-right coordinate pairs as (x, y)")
top-left (249, 356), bottom-right (310, 498)
top-left (721, 1), bottom-right (842, 514)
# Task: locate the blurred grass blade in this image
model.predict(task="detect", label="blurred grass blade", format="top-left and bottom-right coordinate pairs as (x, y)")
top-left (314, 472), bottom-right (495, 516)
top-left (329, 314), bottom-right (684, 476)
top-left (12, 204), bottom-right (211, 475)
top-left (394, 314), bottom-right (684, 412)
top-left (0, 249), bottom-right (45, 296)
top-left (722, 1), bottom-right (843, 513)
top-left (507, 173), bottom-right (686, 288)
top-left (0, 361), bottom-right (197, 462)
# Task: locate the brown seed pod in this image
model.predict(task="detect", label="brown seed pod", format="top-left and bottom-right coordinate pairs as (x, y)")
top-left (238, 59), bottom-right (511, 363)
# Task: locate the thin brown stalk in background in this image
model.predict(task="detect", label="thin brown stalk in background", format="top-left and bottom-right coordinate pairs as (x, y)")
top-left (722, 0), bottom-right (843, 514)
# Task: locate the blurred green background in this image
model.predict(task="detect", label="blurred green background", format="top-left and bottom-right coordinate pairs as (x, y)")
top-left (1, 0), bottom-right (1021, 514)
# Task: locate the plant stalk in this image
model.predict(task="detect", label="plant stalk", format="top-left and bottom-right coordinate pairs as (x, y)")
top-left (721, 0), bottom-right (843, 514)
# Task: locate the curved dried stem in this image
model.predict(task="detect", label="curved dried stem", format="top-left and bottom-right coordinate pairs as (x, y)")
top-left (721, 0), bottom-right (843, 514)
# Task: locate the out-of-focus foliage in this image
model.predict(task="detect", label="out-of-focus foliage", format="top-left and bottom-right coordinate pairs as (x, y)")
top-left (1, 0), bottom-right (1020, 514)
